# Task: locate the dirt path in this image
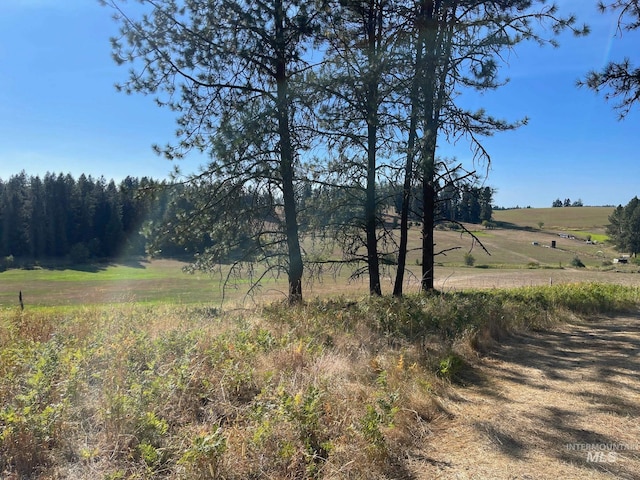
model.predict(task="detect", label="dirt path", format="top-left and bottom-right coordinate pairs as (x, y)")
top-left (410, 314), bottom-right (640, 479)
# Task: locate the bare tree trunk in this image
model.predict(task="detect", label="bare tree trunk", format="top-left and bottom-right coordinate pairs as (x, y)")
top-left (365, 1), bottom-right (382, 296)
top-left (393, 45), bottom-right (422, 297)
top-left (275, 0), bottom-right (303, 304)
top-left (417, 0), bottom-right (456, 293)
top-left (366, 120), bottom-right (382, 296)
top-left (421, 136), bottom-right (437, 291)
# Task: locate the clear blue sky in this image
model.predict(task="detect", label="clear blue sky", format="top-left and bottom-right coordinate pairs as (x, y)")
top-left (0, 0), bottom-right (638, 208)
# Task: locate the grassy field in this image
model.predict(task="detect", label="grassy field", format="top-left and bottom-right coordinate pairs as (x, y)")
top-left (1, 206), bottom-right (635, 308)
top-left (492, 206), bottom-right (612, 232)
top-left (0, 260), bottom-right (229, 308)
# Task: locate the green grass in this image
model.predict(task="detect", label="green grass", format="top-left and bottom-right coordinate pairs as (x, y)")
top-left (0, 207), bottom-right (630, 308)
top-left (0, 260), bottom-right (263, 307)
top-left (566, 230), bottom-right (610, 243)
top-left (0, 265), bottom-right (164, 282)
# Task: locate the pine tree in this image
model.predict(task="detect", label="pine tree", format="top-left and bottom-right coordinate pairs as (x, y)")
top-left (102, 0), bottom-right (325, 303)
top-left (580, 0), bottom-right (639, 118)
top-left (607, 197), bottom-right (640, 257)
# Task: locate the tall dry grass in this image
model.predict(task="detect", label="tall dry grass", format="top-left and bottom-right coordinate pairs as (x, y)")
top-left (0, 283), bottom-right (638, 478)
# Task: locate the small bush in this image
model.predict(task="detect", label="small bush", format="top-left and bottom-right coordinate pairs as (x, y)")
top-left (570, 256), bottom-right (585, 268)
top-left (436, 353), bottom-right (465, 381)
top-left (463, 253), bottom-right (475, 267)
top-left (179, 428), bottom-right (227, 479)
top-left (381, 253), bottom-right (398, 265)
top-left (0, 255), bottom-right (14, 272)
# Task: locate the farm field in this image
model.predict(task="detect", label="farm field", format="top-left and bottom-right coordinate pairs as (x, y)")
top-left (492, 206), bottom-right (613, 232)
top-left (0, 207), bottom-right (636, 308)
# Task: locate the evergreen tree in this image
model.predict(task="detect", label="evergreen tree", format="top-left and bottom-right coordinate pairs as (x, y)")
top-left (316, 0), bottom-right (403, 295)
top-left (0, 173), bottom-right (29, 257)
top-left (402, 0), bottom-right (584, 292)
top-left (607, 196), bottom-right (640, 256)
top-left (28, 175), bottom-right (48, 258)
top-left (102, 0), bottom-right (326, 303)
top-left (480, 186), bottom-right (493, 222)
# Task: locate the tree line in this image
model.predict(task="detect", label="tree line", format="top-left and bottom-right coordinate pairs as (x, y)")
top-left (552, 198), bottom-right (584, 207)
top-left (607, 196), bottom-right (640, 258)
top-left (0, 173), bottom-right (156, 265)
top-left (0, 171), bottom-right (493, 266)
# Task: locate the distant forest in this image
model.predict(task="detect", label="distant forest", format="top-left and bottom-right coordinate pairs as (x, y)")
top-left (0, 172), bottom-right (493, 266)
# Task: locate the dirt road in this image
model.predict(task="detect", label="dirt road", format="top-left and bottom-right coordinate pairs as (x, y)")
top-left (410, 313), bottom-right (640, 479)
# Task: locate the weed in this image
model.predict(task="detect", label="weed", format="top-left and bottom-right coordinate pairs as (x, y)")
top-left (179, 428), bottom-right (227, 479)
top-left (436, 353), bottom-right (465, 381)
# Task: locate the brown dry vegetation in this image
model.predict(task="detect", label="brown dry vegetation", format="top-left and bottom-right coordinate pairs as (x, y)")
top-left (1, 285), bottom-right (639, 479)
top-left (492, 207), bottom-right (613, 232)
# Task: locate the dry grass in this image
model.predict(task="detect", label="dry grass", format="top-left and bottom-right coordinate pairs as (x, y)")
top-left (492, 206), bottom-right (612, 231)
top-left (412, 314), bottom-right (640, 479)
top-left (0, 300), bottom-right (447, 479)
top-left (1, 285), bottom-right (638, 479)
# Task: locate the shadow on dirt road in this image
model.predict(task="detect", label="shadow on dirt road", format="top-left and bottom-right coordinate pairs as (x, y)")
top-left (414, 313), bottom-right (640, 480)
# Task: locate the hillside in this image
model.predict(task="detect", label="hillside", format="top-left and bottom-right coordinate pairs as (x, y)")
top-left (492, 206), bottom-right (612, 232)
top-left (427, 207), bottom-right (617, 269)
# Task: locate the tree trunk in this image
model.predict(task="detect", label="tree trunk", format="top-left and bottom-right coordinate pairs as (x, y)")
top-left (393, 127), bottom-right (417, 296)
top-left (393, 45), bottom-right (422, 297)
top-left (365, 2), bottom-right (382, 296)
top-left (417, 0), bottom-right (456, 293)
top-left (366, 120), bottom-right (382, 296)
top-left (421, 137), bottom-right (437, 292)
top-left (275, 0), bottom-right (303, 304)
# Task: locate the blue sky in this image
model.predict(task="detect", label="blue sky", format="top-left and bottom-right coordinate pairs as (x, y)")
top-left (0, 0), bottom-right (638, 208)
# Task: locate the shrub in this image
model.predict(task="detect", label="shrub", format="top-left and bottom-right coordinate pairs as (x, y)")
top-left (570, 256), bottom-right (585, 268)
top-left (463, 253), bottom-right (475, 267)
top-left (179, 428), bottom-right (227, 479)
top-left (0, 255), bottom-right (14, 272)
top-left (436, 353), bottom-right (465, 381)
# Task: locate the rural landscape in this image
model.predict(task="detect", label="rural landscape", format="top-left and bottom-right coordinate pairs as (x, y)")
top-left (2, 0), bottom-right (640, 479)
top-left (2, 205), bottom-right (640, 479)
